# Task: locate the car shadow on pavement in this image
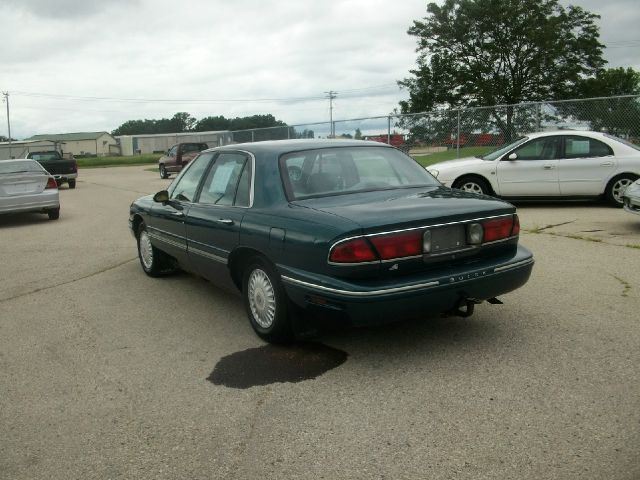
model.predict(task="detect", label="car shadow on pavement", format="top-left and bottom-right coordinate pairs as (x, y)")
top-left (0, 212), bottom-right (52, 228)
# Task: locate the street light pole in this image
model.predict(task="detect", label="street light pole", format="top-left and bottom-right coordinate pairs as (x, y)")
top-left (2, 91), bottom-right (11, 158)
top-left (324, 90), bottom-right (337, 138)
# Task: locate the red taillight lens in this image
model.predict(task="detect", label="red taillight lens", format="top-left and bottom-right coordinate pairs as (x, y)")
top-left (512, 214), bottom-right (520, 236)
top-left (330, 238), bottom-right (378, 263)
top-left (369, 231), bottom-right (423, 260)
top-left (45, 177), bottom-right (58, 189)
top-left (482, 216), bottom-right (515, 242)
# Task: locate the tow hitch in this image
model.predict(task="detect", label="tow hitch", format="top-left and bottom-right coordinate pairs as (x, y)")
top-left (447, 297), bottom-right (502, 318)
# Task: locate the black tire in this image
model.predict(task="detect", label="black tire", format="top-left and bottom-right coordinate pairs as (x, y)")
top-left (242, 257), bottom-right (292, 343)
top-left (452, 176), bottom-right (491, 195)
top-left (159, 164), bottom-right (169, 179)
top-left (47, 208), bottom-right (60, 220)
top-left (136, 222), bottom-right (175, 277)
top-left (605, 174), bottom-right (638, 207)
top-left (68, 179), bottom-right (76, 189)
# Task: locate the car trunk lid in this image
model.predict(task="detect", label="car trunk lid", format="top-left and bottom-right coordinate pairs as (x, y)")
top-left (293, 186), bottom-right (514, 233)
top-left (0, 173), bottom-right (48, 197)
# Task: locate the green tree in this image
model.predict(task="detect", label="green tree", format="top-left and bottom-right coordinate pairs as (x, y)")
top-left (557, 67), bottom-right (640, 136)
top-left (170, 112), bottom-right (196, 132)
top-left (194, 115), bottom-right (230, 131)
top-left (354, 128), bottom-right (363, 139)
top-left (398, 0), bottom-right (605, 140)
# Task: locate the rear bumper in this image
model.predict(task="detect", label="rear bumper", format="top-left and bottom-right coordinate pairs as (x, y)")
top-left (280, 245), bottom-right (534, 326)
top-left (0, 191), bottom-right (60, 214)
top-left (52, 173), bottom-right (78, 181)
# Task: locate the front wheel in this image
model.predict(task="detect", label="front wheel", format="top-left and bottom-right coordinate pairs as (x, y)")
top-left (242, 258), bottom-right (292, 343)
top-left (606, 174), bottom-right (637, 207)
top-left (452, 176), bottom-right (491, 195)
top-left (137, 222), bottom-right (175, 276)
top-left (68, 179), bottom-right (76, 189)
top-left (159, 164), bottom-right (169, 179)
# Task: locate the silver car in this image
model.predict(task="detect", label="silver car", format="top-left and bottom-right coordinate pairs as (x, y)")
top-left (0, 159), bottom-right (60, 220)
top-left (622, 178), bottom-right (640, 216)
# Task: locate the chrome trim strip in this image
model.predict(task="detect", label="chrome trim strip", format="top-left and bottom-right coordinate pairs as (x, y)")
top-left (493, 258), bottom-right (534, 273)
top-left (188, 237), bottom-right (230, 254)
top-left (148, 232), bottom-right (186, 250)
top-left (148, 226), bottom-right (184, 240)
top-left (281, 276), bottom-right (440, 297)
top-left (188, 246), bottom-right (228, 264)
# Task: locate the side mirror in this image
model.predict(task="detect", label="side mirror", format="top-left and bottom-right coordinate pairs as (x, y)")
top-left (508, 153), bottom-right (518, 161)
top-left (153, 190), bottom-right (169, 203)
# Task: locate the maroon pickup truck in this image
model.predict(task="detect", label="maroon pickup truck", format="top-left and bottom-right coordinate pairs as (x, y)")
top-left (158, 142), bottom-right (209, 179)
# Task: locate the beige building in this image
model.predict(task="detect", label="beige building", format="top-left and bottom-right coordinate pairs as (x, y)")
top-left (27, 132), bottom-right (118, 156)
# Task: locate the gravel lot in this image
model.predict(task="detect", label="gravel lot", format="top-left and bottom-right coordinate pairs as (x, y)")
top-left (1, 165), bottom-right (639, 480)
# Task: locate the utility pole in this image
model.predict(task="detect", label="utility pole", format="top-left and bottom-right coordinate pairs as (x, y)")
top-left (324, 90), bottom-right (337, 138)
top-left (2, 91), bottom-right (11, 158)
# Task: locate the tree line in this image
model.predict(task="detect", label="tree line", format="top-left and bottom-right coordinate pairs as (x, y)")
top-left (112, 113), bottom-right (288, 136)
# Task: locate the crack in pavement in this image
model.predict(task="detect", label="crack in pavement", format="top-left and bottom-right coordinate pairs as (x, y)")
top-left (527, 219), bottom-right (577, 233)
top-left (0, 257), bottom-right (137, 304)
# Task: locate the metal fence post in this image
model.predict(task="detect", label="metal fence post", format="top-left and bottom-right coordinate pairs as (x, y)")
top-left (387, 115), bottom-right (392, 144)
top-left (251, 130), bottom-right (255, 143)
top-left (456, 109), bottom-right (461, 158)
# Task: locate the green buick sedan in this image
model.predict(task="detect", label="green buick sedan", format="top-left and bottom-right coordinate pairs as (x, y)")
top-left (129, 140), bottom-right (533, 342)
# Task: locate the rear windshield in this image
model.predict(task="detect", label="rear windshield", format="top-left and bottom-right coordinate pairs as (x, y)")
top-left (28, 152), bottom-right (62, 161)
top-left (280, 146), bottom-right (439, 200)
top-left (604, 133), bottom-right (640, 151)
top-left (0, 160), bottom-right (45, 174)
top-left (182, 143), bottom-right (208, 153)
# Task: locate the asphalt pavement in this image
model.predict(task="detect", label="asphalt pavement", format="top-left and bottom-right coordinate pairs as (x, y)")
top-left (1, 165), bottom-right (639, 479)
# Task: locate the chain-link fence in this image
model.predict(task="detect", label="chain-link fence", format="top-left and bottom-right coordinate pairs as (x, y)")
top-left (228, 95), bottom-right (640, 159)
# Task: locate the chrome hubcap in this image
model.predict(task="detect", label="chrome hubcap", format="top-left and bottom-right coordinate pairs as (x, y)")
top-left (612, 178), bottom-right (633, 204)
top-left (248, 268), bottom-right (276, 329)
top-left (139, 231), bottom-right (154, 269)
top-left (460, 182), bottom-right (483, 194)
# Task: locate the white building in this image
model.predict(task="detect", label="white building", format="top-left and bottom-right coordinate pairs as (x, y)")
top-left (116, 130), bottom-right (232, 156)
top-left (27, 132), bottom-right (118, 156)
top-left (0, 140), bottom-right (59, 159)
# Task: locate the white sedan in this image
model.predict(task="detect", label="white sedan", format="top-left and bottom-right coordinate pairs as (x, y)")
top-left (427, 131), bottom-right (640, 206)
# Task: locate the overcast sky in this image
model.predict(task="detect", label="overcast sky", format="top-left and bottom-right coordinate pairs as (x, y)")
top-left (1, 0), bottom-right (639, 139)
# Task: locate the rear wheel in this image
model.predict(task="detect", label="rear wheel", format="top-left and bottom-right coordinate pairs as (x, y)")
top-left (137, 222), bottom-right (175, 276)
top-left (159, 164), bottom-right (169, 179)
top-left (452, 176), bottom-right (491, 195)
top-left (68, 179), bottom-right (76, 189)
top-left (47, 208), bottom-right (60, 220)
top-left (242, 258), bottom-right (292, 343)
top-left (606, 174), bottom-right (637, 207)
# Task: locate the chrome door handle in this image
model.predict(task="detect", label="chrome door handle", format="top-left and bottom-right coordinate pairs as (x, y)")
top-left (217, 219), bottom-right (234, 225)
top-left (543, 165), bottom-right (554, 170)
top-left (600, 161), bottom-right (614, 166)
top-left (170, 211), bottom-right (184, 217)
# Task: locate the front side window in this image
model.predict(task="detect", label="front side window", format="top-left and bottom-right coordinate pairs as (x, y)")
top-left (198, 153), bottom-right (250, 206)
top-left (167, 145), bottom-right (177, 156)
top-left (169, 152), bottom-right (213, 202)
top-left (562, 136), bottom-right (613, 158)
top-left (511, 137), bottom-right (560, 160)
top-left (281, 146), bottom-right (438, 200)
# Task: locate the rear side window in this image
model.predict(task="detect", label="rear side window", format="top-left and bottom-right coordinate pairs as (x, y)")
top-left (281, 146), bottom-right (438, 200)
top-left (197, 152), bottom-right (250, 207)
top-left (563, 136), bottom-right (613, 158)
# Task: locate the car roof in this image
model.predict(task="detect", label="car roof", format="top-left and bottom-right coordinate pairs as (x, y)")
top-left (203, 139), bottom-right (394, 156)
top-left (525, 130), bottom-right (609, 140)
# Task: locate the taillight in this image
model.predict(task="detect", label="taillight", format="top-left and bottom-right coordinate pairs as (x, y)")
top-left (369, 231), bottom-right (422, 260)
top-left (512, 214), bottom-right (520, 236)
top-left (482, 216), bottom-right (516, 242)
top-left (329, 238), bottom-right (377, 263)
top-left (45, 177), bottom-right (58, 189)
